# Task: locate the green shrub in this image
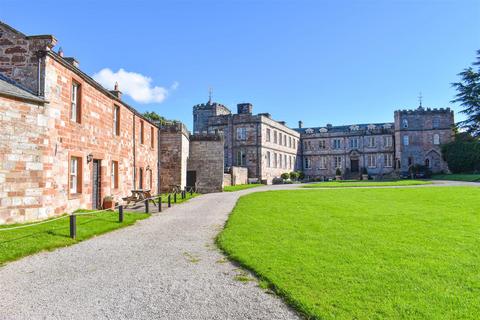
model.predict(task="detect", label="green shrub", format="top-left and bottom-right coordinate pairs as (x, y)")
top-left (281, 172), bottom-right (290, 180)
top-left (289, 171), bottom-right (299, 180)
top-left (441, 137), bottom-right (480, 173)
top-left (297, 171), bottom-right (305, 180)
top-left (335, 168), bottom-right (342, 176)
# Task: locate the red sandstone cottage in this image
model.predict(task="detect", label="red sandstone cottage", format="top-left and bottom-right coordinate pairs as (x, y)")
top-left (0, 22), bottom-right (159, 224)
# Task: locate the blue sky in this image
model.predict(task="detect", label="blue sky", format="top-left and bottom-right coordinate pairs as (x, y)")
top-left (2, 0), bottom-right (479, 129)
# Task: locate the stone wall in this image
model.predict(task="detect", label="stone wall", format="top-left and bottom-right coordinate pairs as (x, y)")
top-left (0, 22), bottom-right (56, 95)
top-left (394, 107), bottom-right (454, 173)
top-left (187, 134), bottom-right (224, 193)
top-left (0, 95), bottom-right (50, 224)
top-left (230, 166), bottom-right (248, 185)
top-left (159, 122), bottom-right (189, 192)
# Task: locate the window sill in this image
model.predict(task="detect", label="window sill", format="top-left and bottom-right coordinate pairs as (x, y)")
top-left (69, 193), bottom-right (82, 199)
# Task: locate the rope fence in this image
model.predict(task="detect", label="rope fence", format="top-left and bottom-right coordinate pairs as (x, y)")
top-left (0, 187), bottom-right (197, 239)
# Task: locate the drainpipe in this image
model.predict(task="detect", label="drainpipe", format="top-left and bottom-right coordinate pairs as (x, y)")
top-left (256, 121), bottom-right (261, 182)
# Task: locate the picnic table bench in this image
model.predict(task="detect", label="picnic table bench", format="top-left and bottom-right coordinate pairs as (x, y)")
top-left (122, 189), bottom-right (157, 208)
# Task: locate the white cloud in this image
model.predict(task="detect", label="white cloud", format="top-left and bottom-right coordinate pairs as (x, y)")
top-left (92, 68), bottom-right (178, 104)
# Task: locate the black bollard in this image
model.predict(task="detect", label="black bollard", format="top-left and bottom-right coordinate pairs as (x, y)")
top-left (174, 192), bottom-right (177, 203)
top-left (145, 199), bottom-right (149, 213)
top-left (70, 215), bottom-right (77, 239)
top-left (168, 194), bottom-right (171, 207)
top-left (119, 205), bottom-right (124, 223)
top-left (158, 196), bottom-right (162, 212)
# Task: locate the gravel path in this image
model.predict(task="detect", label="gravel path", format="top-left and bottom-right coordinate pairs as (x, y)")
top-left (0, 185), bottom-right (300, 320)
top-left (0, 180), bottom-right (477, 320)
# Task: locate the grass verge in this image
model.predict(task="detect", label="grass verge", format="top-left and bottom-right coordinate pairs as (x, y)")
top-left (0, 210), bottom-right (148, 266)
top-left (302, 179), bottom-right (430, 188)
top-left (217, 187), bottom-right (480, 319)
top-left (223, 184), bottom-right (263, 192)
top-left (431, 174), bottom-right (480, 182)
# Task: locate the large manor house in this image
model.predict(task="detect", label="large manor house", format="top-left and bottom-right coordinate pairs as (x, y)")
top-left (0, 21), bottom-right (454, 224)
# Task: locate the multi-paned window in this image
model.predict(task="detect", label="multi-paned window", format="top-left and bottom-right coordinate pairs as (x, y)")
top-left (236, 127), bottom-right (247, 141)
top-left (111, 160), bottom-right (119, 189)
top-left (403, 135), bottom-right (409, 146)
top-left (319, 140), bottom-right (326, 149)
top-left (433, 134), bottom-right (440, 145)
top-left (266, 128), bottom-right (271, 142)
top-left (266, 151), bottom-right (271, 167)
top-left (236, 149), bottom-right (246, 166)
top-left (384, 154), bottom-right (393, 167)
top-left (319, 156), bottom-right (327, 169)
top-left (384, 136), bottom-right (392, 148)
top-left (433, 117), bottom-right (440, 129)
top-left (71, 81), bottom-right (81, 123)
top-left (274, 131), bottom-right (278, 144)
top-left (289, 136), bottom-right (292, 148)
top-left (350, 138), bottom-right (359, 149)
top-left (368, 136), bottom-right (375, 147)
top-left (279, 154), bottom-right (283, 168)
top-left (70, 156), bottom-right (81, 194)
top-left (304, 157), bottom-right (311, 169)
top-left (334, 156), bottom-right (342, 168)
top-left (367, 154), bottom-right (377, 168)
top-left (113, 105), bottom-right (120, 136)
top-left (333, 139), bottom-right (341, 149)
top-left (284, 154), bottom-right (287, 168)
top-left (138, 167), bottom-right (143, 189)
top-left (274, 153), bottom-right (278, 168)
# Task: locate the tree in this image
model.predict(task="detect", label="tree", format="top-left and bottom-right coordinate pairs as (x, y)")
top-left (441, 133), bottom-right (480, 173)
top-left (451, 49), bottom-right (480, 138)
top-left (142, 111), bottom-right (172, 125)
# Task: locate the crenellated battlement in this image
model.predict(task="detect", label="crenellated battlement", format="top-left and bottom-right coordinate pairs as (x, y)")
top-left (394, 106), bottom-right (453, 116)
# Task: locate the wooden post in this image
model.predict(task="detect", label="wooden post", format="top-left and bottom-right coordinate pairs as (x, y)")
top-left (119, 205), bottom-right (124, 223)
top-left (168, 194), bottom-right (171, 207)
top-left (145, 199), bottom-right (149, 213)
top-left (174, 192), bottom-right (177, 203)
top-left (158, 196), bottom-right (162, 212)
top-left (70, 215), bottom-right (76, 239)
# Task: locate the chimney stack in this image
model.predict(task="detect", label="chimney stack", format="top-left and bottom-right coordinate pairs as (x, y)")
top-left (110, 81), bottom-right (122, 100)
top-left (58, 47), bottom-right (64, 57)
top-left (237, 103), bottom-right (253, 115)
top-left (298, 120), bottom-right (303, 128)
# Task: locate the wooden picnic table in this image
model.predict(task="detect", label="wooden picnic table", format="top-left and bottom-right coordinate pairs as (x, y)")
top-left (122, 189), bottom-right (156, 208)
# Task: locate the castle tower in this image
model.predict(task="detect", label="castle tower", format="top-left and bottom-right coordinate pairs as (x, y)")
top-left (192, 101), bottom-right (231, 134)
top-left (394, 107), bottom-right (454, 173)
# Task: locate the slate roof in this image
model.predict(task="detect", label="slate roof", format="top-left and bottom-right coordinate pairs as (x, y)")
top-left (0, 73), bottom-right (46, 103)
top-left (294, 122), bottom-right (394, 134)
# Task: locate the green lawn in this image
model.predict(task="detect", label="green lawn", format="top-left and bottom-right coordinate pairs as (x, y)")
top-left (0, 210), bottom-right (148, 266)
top-left (223, 184), bottom-right (264, 192)
top-left (302, 179), bottom-right (430, 188)
top-left (217, 187), bottom-right (480, 319)
top-left (431, 174), bottom-right (480, 182)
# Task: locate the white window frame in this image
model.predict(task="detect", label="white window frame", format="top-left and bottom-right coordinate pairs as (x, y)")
top-left (333, 139), bottom-right (341, 149)
top-left (304, 157), bottom-right (311, 169)
top-left (319, 140), bottom-right (326, 149)
top-left (433, 134), bottom-right (440, 145)
top-left (403, 135), bottom-right (409, 146)
top-left (334, 156), bottom-right (342, 169)
top-left (384, 154), bottom-right (393, 167)
top-left (71, 82), bottom-right (79, 122)
top-left (368, 136), bottom-right (375, 148)
top-left (319, 157), bottom-right (327, 169)
top-left (236, 127), bottom-right (247, 141)
top-left (350, 138), bottom-right (359, 149)
top-left (384, 136), bottom-right (392, 148)
top-left (368, 154), bottom-right (377, 168)
top-left (70, 157), bottom-right (79, 194)
top-left (236, 149), bottom-right (246, 166)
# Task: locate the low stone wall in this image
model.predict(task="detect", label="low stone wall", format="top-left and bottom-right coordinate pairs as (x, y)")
top-left (231, 166), bottom-right (248, 185)
top-left (223, 173), bottom-right (232, 187)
